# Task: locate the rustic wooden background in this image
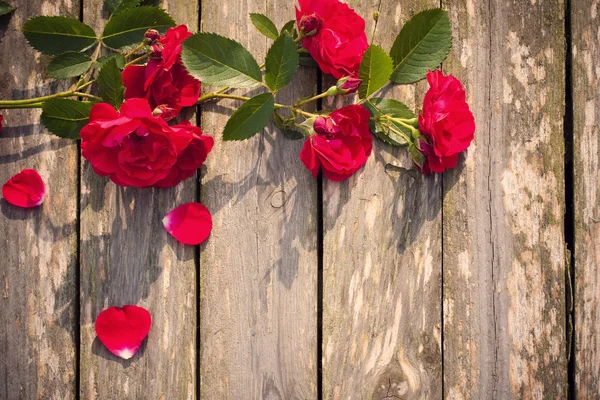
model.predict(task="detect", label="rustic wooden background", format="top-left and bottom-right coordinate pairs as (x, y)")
top-left (0, 0), bottom-right (597, 398)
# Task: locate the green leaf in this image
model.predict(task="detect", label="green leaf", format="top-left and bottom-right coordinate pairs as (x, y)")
top-left (41, 99), bottom-right (94, 139)
top-left (249, 13), bottom-right (278, 40)
top-left (265, 34), bottom-right (299, 91)
top-left (365, 98), bottom-right (416, 146)
top-left (280, 20), bottom-right (297, 37)
top-left (22, 16), bottom-right (97, 56)
top-left (97, 53), bottom-right (126, 69)
top-left (106, 0), bottom-right (142, 15)
top-left (358, 44), bottom-right (393, 99)
top-left (223, 93), bottom-right (274, 141)
top-left (0, 1), bottom-right (15, 16)
top-left (97, 58), bottom-right (124, 108)
top-left (181, 32), bottom-right (262, 88)
top-left (389, 9), bottom-right (452, 84)
top-left (102, 6), bottom-right (175, 50)
top-left (47, 52), bottom-right (92, 79)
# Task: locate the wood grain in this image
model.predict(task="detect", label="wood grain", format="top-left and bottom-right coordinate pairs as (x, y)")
top-left (573, 0), bottom-right (600, 396)
top-left (321, 1), bottom-right (443, 399)
top-left (442, 0), bottom-right (568, 397)
top-left (0, 1), bottom-right (79, 399)
top-left (79, 2), bottom-right (199, 398)
top-left (199, 1), bottom-right (318, 398)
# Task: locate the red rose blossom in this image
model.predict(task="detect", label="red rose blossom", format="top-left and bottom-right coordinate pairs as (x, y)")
top-left (296, 0), bottom-right (368, 79)
top-left (80, 98), bottom-right (213, 188)
top-left (300, 104), bottom-right (372, 181)
top-left (0, 114), bottom-right (3, 132)
top-left (122, 25), bottom-right (200, 121)
top-left (417, 70), bottom-right (475, 173)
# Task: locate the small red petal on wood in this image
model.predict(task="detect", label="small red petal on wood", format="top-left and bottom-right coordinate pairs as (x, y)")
top-left (95, 305), bottom-right (152, 360)
top-left (163, 202), bottom-right (212, 245)
top-left (2, 169), bottom-right (46, 208)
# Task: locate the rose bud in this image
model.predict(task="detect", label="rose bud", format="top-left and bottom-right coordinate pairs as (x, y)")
top-left (299, 13), bottom-right (321, 36)
top-left (336, 76), bottom-right (362, 95)
top-left (143, 29), bottom-right (161, 44)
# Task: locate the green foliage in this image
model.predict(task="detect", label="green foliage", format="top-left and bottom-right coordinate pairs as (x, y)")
top-left (97, 53), bottom-right (126, 69)
top-left (280, 20), bottom-right (297, 38)
top-left (389, 9), bottom-right (452, 84)
top-left (265, 34), bottom-right (299, 91)
top-left (181, 32), bottom-right (262, 88)
top-left (106, 0), bottom-right (142, 15)
top-left (22, 16), bottom-right (97, 56)
top-left (250, 13), bottom-right (279, 40)
top-left (47, 52), bottom-right (92, 79)
top-left (41, 99), bottom-right (94, 139)
top-left (365, 98), bottom-right (416, 146)
top-left (97, 58), bottom-right (124, 108)
top-left (358, 44), bottom-right (393, 99)
top-left (0, 1), bottom-right (15, 16)
top-left (223, 93), bottom-right (274, 141)
top-left (102, 6), bottom-right (175, 50)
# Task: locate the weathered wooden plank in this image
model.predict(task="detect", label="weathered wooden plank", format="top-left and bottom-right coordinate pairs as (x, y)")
top-left (573, 0), bottom-right (600, 396)
top-left (0, 1), bottom-right (79, 399)
top-left (79, 2), bottom-right (199, 398)
top-left (443, 0), bottom-right (568, 398)
top-left (321, 1), bottom-right (442, 399)
top-left (199, 1), bottom-right (318, 398)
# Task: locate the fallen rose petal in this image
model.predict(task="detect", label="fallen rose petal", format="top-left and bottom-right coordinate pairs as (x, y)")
top-left (95, 305), bottom-right (152, 360)
top-left (2, 169), bottom-right (46, 208)
top-left (163, 202), bottom-right (212, 245)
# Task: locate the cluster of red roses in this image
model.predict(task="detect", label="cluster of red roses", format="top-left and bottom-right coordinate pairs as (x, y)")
top-left (82, 26), bottom-right (213, 188)
top-left (295, 0), bottom-right (475, 179)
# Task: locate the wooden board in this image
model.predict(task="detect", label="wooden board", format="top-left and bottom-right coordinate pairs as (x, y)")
top-left (199, 1), bottom-right (318, 398)
top-left (573, 0), bottom-right (600, 396)
top-left (78, 2), bottom-right (199, 398)
top-left (321, 1), bottom-right (443, 398)
top-left (442, 0), bottom-right (568, 397)
top-left (0, 1), bottom-right (79, 399)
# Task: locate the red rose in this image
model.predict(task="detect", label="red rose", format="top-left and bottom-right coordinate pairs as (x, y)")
top-left (296, 0), bottom-right (368, 79)
top-left (81, 98), bottom-right (213, 188)
top-left (122, 25), bottom-right (200, 121)
top-left (417, 70), bottom-right (475, 173)
top-left (300, 104), bottom-right (372, 181)
top-left (0, 114), bottom-right (3, 132)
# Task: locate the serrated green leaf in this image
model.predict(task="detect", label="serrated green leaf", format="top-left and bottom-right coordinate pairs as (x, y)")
top-left (181, 32), bottom-right (262, 88)
top-left (280, 20), bottom-right (297, 37)
top-left (358, 45), bottom-right (393, 99)
top-left (47, 52), bottom-right (92, 79)
top-left (97, 58), bottom-right (124, 108)
top-left (0, 1), bottom-right (15, 16)
top-left (365, 98), bottom-right (416, 146)
top-left (97, 53), bottom-right (126, 69)
top-left (389, 9), bottom-right (452, 84)
top-left (106, 0), bottom-right (142, 15)
top-left (249, 13), bottom-right (278, 40)
top-left (265, 34), bottom-right (299, 91)
top-left (102, 6), bottom-right (175, 50)
top-left (22, 16), bottom-right (97, 56)
top-left (223, 93), bottom-right (274, 141)
top-left (41, 99), bottom-right (94, 139)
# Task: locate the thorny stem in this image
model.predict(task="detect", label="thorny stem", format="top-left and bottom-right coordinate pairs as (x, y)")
top-left (295, 91), bottom-right (331, 107)
top-left (125, 53), bottom-right (150, 67)
top-left (124, 43), bottom-right (146, 60)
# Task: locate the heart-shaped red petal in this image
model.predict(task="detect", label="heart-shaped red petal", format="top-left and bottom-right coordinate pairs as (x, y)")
top-left (2, 169), bottom-right (46, 208)
top-left (163, 202), bottom-right (212, 245)
top-left (95, 305), bottom-right (152, 360)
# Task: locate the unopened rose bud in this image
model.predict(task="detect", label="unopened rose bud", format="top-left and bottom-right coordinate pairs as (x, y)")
top-left (150, 43), bottom-right (164, 59)
top-left (336, 76), bottom-right (362, 95)
top-left (299, 14), bottom-right (321, 37)
top-left (143, 29), bottom-right (161, 44)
